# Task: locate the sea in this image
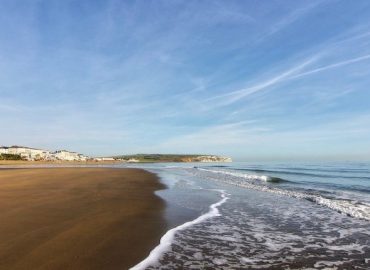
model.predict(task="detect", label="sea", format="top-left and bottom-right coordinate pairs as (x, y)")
top-left (124, 161), bottom-right (370, 270)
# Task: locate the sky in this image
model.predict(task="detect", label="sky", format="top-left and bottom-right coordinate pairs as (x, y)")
top-left (1, 0), bottom-right (370, 161)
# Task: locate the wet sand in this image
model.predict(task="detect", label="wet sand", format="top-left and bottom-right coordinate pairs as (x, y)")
top-left (0, 168), bottom-right (166, 270)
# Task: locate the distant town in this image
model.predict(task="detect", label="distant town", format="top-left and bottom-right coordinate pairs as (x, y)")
top-left (0, 145), bottom-right (93, 161)
top-left (0, 146), bottom-right (232, 163)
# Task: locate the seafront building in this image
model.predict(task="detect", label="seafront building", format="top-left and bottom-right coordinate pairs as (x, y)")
top-left (0, 146), bottom-right (9, 154)
top-left (0, 146), bottom-right (89, 161)
top-left (94, 157), bottom-right (115, 161)
top-left (2, 146), bottom-right (49, 160)
top-left (53, 150), bottom-right (88, 161)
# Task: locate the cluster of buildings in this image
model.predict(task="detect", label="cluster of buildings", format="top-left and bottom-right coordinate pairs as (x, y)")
top-left (0, 146), bottom-right (89, 161)
top-left (93, 157), bottom-right (139, 162)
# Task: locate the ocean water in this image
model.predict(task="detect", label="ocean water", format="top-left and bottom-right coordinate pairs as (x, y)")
top-left (125, 162), bottom-right (370, 270)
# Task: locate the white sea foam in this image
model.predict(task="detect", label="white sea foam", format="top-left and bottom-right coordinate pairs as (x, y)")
top-left (314, 260), bottom-right (346, 268)
top-left (197, 168), bottom-right (270, 182)
top-left (129, 189), bottom-right (229, 270)
top-left (128, 165), bottom-right (370, 269)
top-left (194, 168), bottom-right (370, 221)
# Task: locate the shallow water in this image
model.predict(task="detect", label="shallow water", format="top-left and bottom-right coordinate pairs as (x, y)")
top-left (124, 162), bottom-right (370, 269)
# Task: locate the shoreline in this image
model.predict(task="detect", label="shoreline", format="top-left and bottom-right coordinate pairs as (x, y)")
top-left (129, 164), bottom-right (370, 269)
top-left (130, 189), bottom-right (228, 270)
top-left (0, 167), bottom-right (167, 270)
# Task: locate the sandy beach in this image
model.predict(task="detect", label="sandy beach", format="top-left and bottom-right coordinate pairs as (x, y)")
top-left (0, 167), bottom-right (166, 270)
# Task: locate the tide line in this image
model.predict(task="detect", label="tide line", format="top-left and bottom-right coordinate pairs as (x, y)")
top-left (130, 189), bottom-right (229, 270)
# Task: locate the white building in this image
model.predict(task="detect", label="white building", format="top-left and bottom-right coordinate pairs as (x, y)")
top-left (53, 150), bottom-right (81, 161)
top-left (0, 146), bottom-right (9, 154)
top-left (7, 146), bottom-right (49, 161)
top-left (51, 150), bottom-right (89, 161)
top-left (102, 157), bottom-right (115, 161)
top-left (0, 145), bottom-right (89, 161)
top-left (127, 158), bottom-right (140, 163)
top-left (94, 157), bottom-right (115, 161)
top-left (78, 154), bottom-right (88, 161)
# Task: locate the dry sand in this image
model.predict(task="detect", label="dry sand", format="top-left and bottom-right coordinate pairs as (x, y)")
top-left (0, 167), bottom-right (166, 270)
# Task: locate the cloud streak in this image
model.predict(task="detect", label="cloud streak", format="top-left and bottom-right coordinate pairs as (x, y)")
top-left (205, 57), bottom-right (317, 108)
top-left (289, 54), bottom-right (370, 79)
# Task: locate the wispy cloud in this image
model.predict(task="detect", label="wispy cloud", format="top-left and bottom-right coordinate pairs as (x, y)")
top-left (260, 0), bottom-right (323, 39)
top-left (289, 54), bottom-right (370, 79)
top-left (201, 50), bottom-right (370, 110)
top-left (204, 56), bottom-right (318, 108)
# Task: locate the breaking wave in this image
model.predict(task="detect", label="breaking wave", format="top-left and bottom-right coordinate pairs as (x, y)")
top-left (231, 168), bottom-right (370, 180)
top-left (194, 168), bottom-right (370, 222)
top-left (196, 167), bottom-right (288, 183)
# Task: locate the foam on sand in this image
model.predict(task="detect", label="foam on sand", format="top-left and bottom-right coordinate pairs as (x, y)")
top-left (130, 189), bottom-right (229, 270)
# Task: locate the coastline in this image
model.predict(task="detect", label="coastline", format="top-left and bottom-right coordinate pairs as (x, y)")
top-left (0, 167), bottom-right (167, 270)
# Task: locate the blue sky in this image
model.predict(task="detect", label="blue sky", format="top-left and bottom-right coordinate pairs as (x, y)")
top-left (1, 0), bottom-right (370, 160)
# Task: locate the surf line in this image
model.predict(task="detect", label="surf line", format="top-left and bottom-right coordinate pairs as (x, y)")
top-left (130, 189), bottom-right (229, 270)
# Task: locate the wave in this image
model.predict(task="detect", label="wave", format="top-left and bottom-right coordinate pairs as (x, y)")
top-left (277, 166), bottom-right (370, 174)
top-left (197, 168), bottom-right (289, 183)
top-left (194, 168), bottom-right (370, 222)
top-left (129, 189), bottom-right (229, 270)
top-left (232, 168), bottom-right (370, 180)
top-left (221, 168), bottom-right (370, 193)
